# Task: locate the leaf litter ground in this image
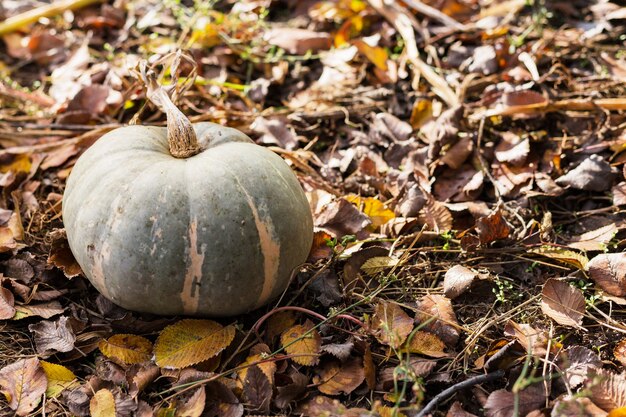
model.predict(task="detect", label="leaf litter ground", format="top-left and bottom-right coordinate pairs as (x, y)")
top-left (2, 0), bottom-right (626, 416)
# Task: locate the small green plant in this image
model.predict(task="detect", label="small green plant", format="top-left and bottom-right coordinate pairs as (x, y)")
top-left (493, 276), bottom-right (515, 304)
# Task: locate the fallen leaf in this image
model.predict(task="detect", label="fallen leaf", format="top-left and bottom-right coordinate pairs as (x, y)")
top-left (264, 28), bottom-right (331, 54)
top-left (405, 330), bottom-right (448, 358)
top-left (47, 229), bottom-right (82, 278)
top-left (475, 210), bottom-right (511, 244)
top-left (447, 401), bottom-right (479, 417)
top-left (560, 346), bottom-right (602, 388)
top-left (204, 380), bottom-right (243, 417)
top-left (541, 279), bottom-right (585, 328)
top-left (281, 320), bottom-right (322, 366)
top-left (587, 253), bottom-right (626, 296)
top-left (250, 116), bottom-right (298, 150)
top-left (154, 319), bottom-right (236, 369)
top-left (443, 265), bottom-right (478, 299)
top-left (552, 397), bottom-right (607, 417)
top-left (494, 133), bottom-right (529, 166)
top-left (613, 182), bottom-right (626, 206)
top-left (266, 310), bottom-right (297, 342)
top-left (345, 195), bottom-right (395, 230)
top-left (0, 284), bottom-right (16, 319)
top-left (370, 301), bottom-right (414, 349)
top-left (529, 246), bottom-right (589, 270)
top-left (127, 363), bottom-right (160, 398)
top-left (485, 384), bottom-right (546, 417)
top-left (418, 196), bottom-right (453, 233)
top-left (176, 386), bottom-right (206, 417)
top-left (90, 389), bottom-right (116, 417)
top-left (321, 340), bottom-right (354, 361)
top-left (360, 256), bottom-right (402, 275)
top-left (615, 339), bottom-right (626, 368)
top-left (313, 356), bottom-right (365, 395)
top-left (274, 370), bottom-right (308, 409)
top-left (353, 39), bottom-right (388, 70)
top-left (556, 155), bottom-right (616, 192)
top-left (243, 365), bottom-right (272, 413)
top-left (587, 369), bottom-right (626, 411)
top-left (308, 230), bottom-right (334, 262)
top-left (99, 334), bottom-right (153, 365)
top-left (13, 301), bottom-right (65, 320)
top-left (504, 321), bottom-right (548, 358)
top-left (363, 345), bottom-right (376, 390)
top-left (567, 223), bottom-right (617, 252)
top-left (40, 361), bottom-right (78, 398)
top-left (28, 316), bottom-right (76, 355)
top-left (0, 358), bottom-right (47, 416)
top-left (315, 198), bottom-right (372, 238)
top-left (415, 295), bottom-right (460, 347)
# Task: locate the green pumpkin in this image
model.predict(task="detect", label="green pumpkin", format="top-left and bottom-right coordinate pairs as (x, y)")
top-left (63, 85), bottom-right (313, 316)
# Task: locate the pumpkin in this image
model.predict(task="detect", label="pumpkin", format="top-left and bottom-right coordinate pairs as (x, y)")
top-left (62, 62), bottom-right (313, 316)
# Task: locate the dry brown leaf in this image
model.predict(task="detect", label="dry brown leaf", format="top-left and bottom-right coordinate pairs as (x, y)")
top-left (346, 195), bottom-right (395, 230)
top-left (313, 357), bottom-right (365, 396)
top-left (443, 265), bottom-right (477, 299)
top-left (485, 384), bottom-right (546, 417)
top-left (0, 358), bottom-right (47, 416)
top-left (415, 295), bottom-right (460, 347)
top-left (587, 369), bottom-right (626, 411)
top-left (28, 316), bottom-right (76, 355)
top-left (560, 346), bottom-right (602, 388)
top-left (556, 155), bottom-right (616, 192)
top-left (616, 340), bottom-right (626, 368)
top-left (99, 334), bottom-right (153, 365)
top-left (363, 345), bottom-right (376, 390)
top-left (127, 363), bottom-right (160, 398)
top-left (494, 133), bottom-right (529, 166)
top-left (281, 320), bottom-right (322, 366)
top-left (176, 386), bottom-right (206, 417)
top-left (552, 397), bottom-right (607, 417)
top-left (237, 344), bottom-right (276, 386)
top-left (13, 300), bottom-right (65, 319)
top-left (475, 210), bottom-right (511, 244)
top-left (243, 365), bottom-right (272, 413)
top-left (315, 198), bottom-right (372, 238)
top-left (0, 284), bottom-right (15, 319)
top-left (418, 196), bottom-right (453, 233)
top-left (266, 310), bottom-right (297, 342)
top-left (274, 370), bottom-right (308, 409)
top-left (568, 224), bottom-right (618, 252)
top-left (504, 321), bottom-right (548, 358)
top-left (405, 330), bottom-right (448, 358)
top-left (90, 388), bottom-right (116, 417)
top-left (308, 230), bottom-right (334, 262)
top-left (587, 253), bottom-right (626, 296)
top-left (370, 301), bottom-right (414, 349)
top-left (613, 182), bottom-right (626, 206)
top-left (447, 401), bottom-right (479, 417)
top-left (540, 279), bottom-right (585, 328)
top-left (47, 229), bottom-right (82, 278)
top-left (154, 319), bottom-right (236, 369)
top-left (264, 27), bottom-right (331, 55)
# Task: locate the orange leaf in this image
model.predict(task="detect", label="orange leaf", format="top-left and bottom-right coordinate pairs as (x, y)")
top-left (313, 357), bottom-right (365, 395)
top-left (281, 321), bottom-right (321, 366)
top-left (352, 39), bottom-right (388, 70)
top-left (405, 331), bottom-right (448, 358)
top-left (99, 334), bottom-right (153, 365)
top-left (371, 301), bottom-right (414, 349)
top-left (154, 319), bottom-right (235, 369)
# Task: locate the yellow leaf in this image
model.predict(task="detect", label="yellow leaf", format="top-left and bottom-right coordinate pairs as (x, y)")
top-left (40, 361), bottom-right (78, 398)
top-left (237, 344), bottom-right (276, 387)
top-left (409, 99), bottom-right (433, 129)
top-left (404, 331), bottom-right (448, 358)
top-left (90, 389), bottom-right (116, 417)
top-left (154, 319), bottom-right (235, 369)
top-left (281, 321), bottom-right (321, 366)
top-left (0, 153), bottom-right (31, 174)
top-left (609, 407), bottom-right (626, 417)
top-left (99, 334), bottom-right (153, 365)
top-left (529, 246), bottom-right (589, 270)
top-left (334, 15), bottom-right (363, 47)
top-left (345, 195), bottom-right (395, 230)
top-left (353, 39), bottom-right (388, 70)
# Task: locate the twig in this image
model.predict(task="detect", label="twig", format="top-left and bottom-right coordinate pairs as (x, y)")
top-left (416, 370), bottom-right (506, 417)
top-left (0, 0), bottom-right (103, 36)
top-left (402, 0), bottom-right (466, 31)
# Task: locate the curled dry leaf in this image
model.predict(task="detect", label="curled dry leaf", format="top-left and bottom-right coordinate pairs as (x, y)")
top-left (567, 223), bottom-right (617, 252)
top-left (28, 316), bottom-right (76, 355)
top-left (370, 301), bottom-right (414, 349)
top-left (443, 265), bottom-right (478, 299)
top-left (281, 320), bottom-right (322, 366)
top-left (415, 295), bottom-right (460, 348)
top-left (540, 279), bottom-right (585, 328)
top-left (90, 388), bottom-right (116, 417)
top-left (475, 210), bottom-right (511, 244)
top-left (529, 246), bottom-right (589, 270)
top-left (313, 357), bottom-right (365, 396)
top-left (47, 229), bottom-right (82, 278)
top-left (98, 334), bottom-right (153, 365)
top-left (263, 28), bottom-right (331, 55)
top-left (175, 386), bottom-right (206, 417)
top-left (418, 196), bottom-right (453, 233)
top-left (0, 358), bottom-right (47, 416)
top-left (154, 319), bottom-right (236, 369)
top-left (504, 321), bottom-right (548, 358)
top-left (587, 253), bottom-right (626, 296)
top-left (40, 361), bottom-right (78, 398)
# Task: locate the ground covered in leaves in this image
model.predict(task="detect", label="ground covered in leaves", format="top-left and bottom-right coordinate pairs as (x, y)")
top-left (2, 0), bottom-right (626, 416)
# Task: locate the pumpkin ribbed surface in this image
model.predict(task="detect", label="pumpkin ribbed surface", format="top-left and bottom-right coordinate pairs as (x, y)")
top-left (63, 123), bottom-right (313, 316)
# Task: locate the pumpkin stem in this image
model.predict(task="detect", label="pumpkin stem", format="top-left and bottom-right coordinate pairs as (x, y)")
top-left (137, 57), bottom-right (201, 158)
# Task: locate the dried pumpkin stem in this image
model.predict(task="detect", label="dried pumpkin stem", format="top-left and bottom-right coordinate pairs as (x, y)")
top-left (138, 61), bottom-right (201, 158)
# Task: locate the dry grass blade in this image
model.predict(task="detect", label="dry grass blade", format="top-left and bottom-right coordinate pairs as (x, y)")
top-left (367, 0), bottom-right (459, 107)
